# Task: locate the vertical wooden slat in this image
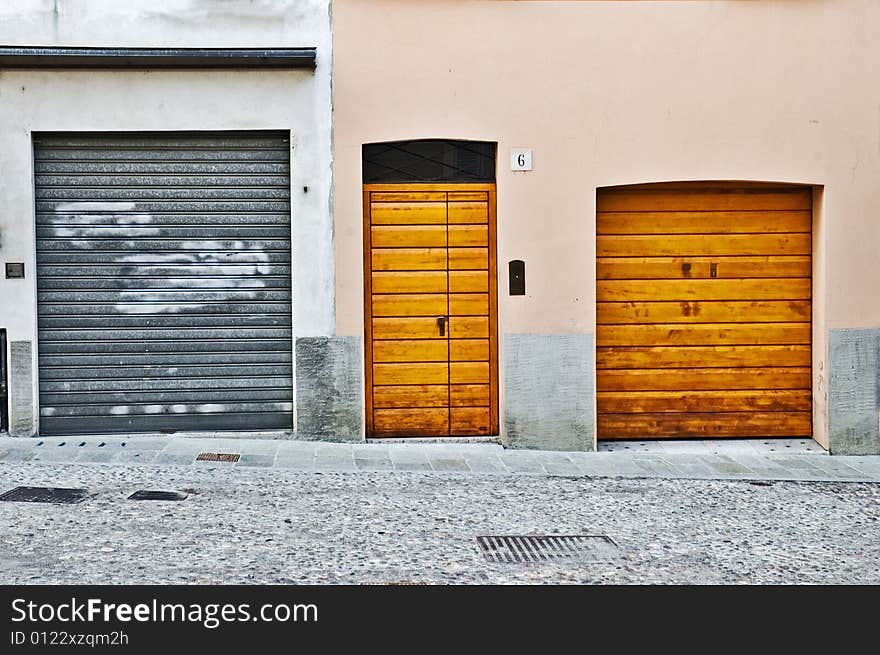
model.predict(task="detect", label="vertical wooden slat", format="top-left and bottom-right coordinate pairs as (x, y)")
top-left (446, 191), bottom-right (451, 436)
top-left (363, 188), bottom-right (374, 437)
top-left (488, 188), bottom-right (499, 435)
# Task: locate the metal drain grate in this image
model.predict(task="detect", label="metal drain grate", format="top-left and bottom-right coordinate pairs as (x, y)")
top-left (128, 490), bottom-right (188, 501)
top-left (0, 486), bottom-right (89, 504)
top-left (477, 535), bottom-right (619, 564)
top-left (195, 452), bottom-right (240, 463)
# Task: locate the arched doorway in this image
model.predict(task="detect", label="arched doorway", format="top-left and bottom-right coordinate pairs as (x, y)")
top-left (362, 140), bottom-right (499, 438)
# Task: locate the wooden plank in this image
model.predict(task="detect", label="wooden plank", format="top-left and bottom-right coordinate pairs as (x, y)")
top-left (596, 189), bottom-right (812, 212)
top-left (596, 279), bottom-right (811, 302)
top-left (448, 191), bottom-right (488, 201)
top-left (596, 367), bottom-right (811, 391)
top-left (448, 316), bottom-right (489, 338)
top-left (367, 183), bottom-right (493, 192)
top-left (372, 293), bottom-right (447, 317)
top-left (596, 210), bottom-right (811, 235)
top-left (600, 182), bottom-right (808, 192)
top-left (373, 362), bottom-right (448, 385)
top-left (596, 322), bottom-right (811, 346)
top-left (372, 271), bottom-right (447, 294)
top-left (370, 202), bottom-right (447, 225)
top-left (372, 248), bottom-right (446, 271)
top-left (373, 408), bottom-right (449, 436)
top-left (370, 192), bottom-right (446, 202)
top-left (596, 389), bottom-right (812, 413)
top-left (596, 300), bottom-right (811, 324)
top-left (448, 224), bottom-right (488, 246)
top-left (449, 247), bottom-right (488, 269)
top-left (450, 384), bottom-right (490, 407)
top-left (373, 385), bottom-right (448, 408)
top-left (597, 256), bottom-right (811, 280)
top-left (449, 293), bottom-right (489, 315)
top-left (597, 233), bottom-right (811, 257)
top-left (598, 411), bottom-right (812, 438)
top-left (487, 188), bottom-right (499, 435)
top-left (371, 225), bottom-right (446, 247)
top-left (450, 339), bottom-right (490, 361)
top-left (373, 340), bottom-right (448, 363)
top-left (450, 361), bottom-right (490, 384)
top-left (450, 407), bottom-right (491, 435)
top-left (449, 270), bottom-right (488, 292)
top-left (448, 202), bottom-right (489, 224)
top-left (596, 345), bottom-right (811, 369)
top-left (373, 318), bottom-right (446, 339)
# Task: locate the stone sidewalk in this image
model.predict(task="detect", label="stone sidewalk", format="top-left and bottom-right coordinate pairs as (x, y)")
top-left (1, 434), bottom-right (878, 483)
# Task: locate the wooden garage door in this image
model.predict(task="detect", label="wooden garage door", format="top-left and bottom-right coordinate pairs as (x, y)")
top-left (596, 183), bottom-right (812, 439)
top-left (364, 184), bottom-right (498, 437)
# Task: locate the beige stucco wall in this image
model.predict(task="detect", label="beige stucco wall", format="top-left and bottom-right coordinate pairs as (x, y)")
top-left (333, 0), bottom-right (880, 447)
top-left (333, 0), bottom-right (880, 335)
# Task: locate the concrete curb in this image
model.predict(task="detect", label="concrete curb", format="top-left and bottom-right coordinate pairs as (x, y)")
top-left (1, 435), bottom-right (878, 483)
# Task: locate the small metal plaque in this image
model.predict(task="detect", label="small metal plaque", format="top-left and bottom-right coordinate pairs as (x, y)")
top-left (196, 452), bottom-right (240, 463)
top-left (0, 486), bottom-right (88, 504)
top-left (510, 148), bottom-right (533, 171)
top-left (128, 490), bottom-right (188, 501)
top-left (5, 263), bottom-right (24, 279)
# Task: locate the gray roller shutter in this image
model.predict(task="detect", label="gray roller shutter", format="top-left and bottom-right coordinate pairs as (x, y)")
top-left (34, 132), bottom-right (293, 435)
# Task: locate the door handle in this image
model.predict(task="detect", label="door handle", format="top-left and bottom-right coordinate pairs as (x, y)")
top-left (436, 316), bottom-right (447, 337)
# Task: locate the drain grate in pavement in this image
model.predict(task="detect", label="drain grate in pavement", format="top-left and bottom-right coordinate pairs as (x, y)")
top-left (128, 490), bottom-right (188, 501)
top-left (477, 535), bottom-right (619, 564)
top-left (196, 452), bottom-right (240, 463)
top-left (0, 486), bottom-right (89, 504)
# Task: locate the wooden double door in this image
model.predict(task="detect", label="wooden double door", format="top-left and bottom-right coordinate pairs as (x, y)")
top-left (364, 183), bottom-right (498, 437)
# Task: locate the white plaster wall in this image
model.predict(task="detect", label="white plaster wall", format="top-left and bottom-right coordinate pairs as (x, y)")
top-left (0, 0), bottom-right (334, 433)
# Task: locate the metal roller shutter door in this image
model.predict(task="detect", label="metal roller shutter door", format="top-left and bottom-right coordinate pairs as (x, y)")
top-left (34, 132), bottom-right (293, 435)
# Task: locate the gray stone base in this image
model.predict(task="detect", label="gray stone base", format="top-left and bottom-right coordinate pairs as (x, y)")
top-left (295, 336), bottom-right (363, 441)
top-left (830, 328), bottom-right (880, 454)
top-left (10, 340), bottom-right (34, 437)
top-left (503, 333), bottom-right (594, 452)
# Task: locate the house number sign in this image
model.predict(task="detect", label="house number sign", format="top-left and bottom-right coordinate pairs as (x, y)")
top-left (510, 148), bottom-right (533, 171)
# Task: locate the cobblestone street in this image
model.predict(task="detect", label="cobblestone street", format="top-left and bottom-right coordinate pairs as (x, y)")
top-left (1, 459), bottom-right (877, 585)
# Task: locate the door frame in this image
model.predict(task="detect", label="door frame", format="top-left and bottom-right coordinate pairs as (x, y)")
top-left (363, 182), bottom-right (499, 438)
